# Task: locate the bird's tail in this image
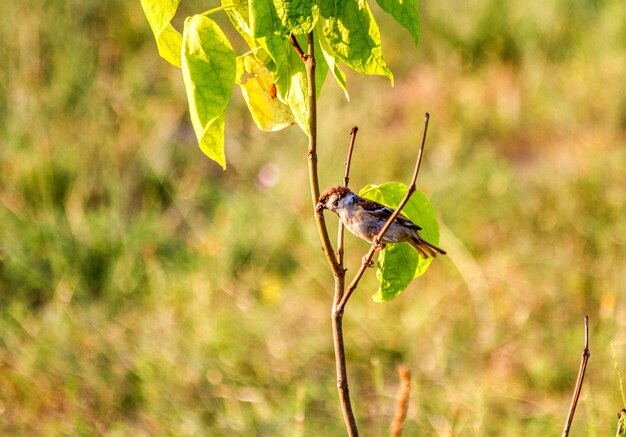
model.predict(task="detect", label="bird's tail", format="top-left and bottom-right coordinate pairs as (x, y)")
top-left (408, 236), bottom-right (447, 259)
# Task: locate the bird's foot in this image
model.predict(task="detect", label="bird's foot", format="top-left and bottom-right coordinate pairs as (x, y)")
top-left (372, 238), bottom-right (386, 252)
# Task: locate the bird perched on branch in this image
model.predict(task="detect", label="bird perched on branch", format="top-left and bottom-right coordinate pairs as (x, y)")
top-left (316, 186), bottom-right (446, 259)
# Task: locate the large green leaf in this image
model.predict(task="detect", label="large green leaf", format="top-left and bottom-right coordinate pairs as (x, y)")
top-left (375, 0), bottom-right (420, 46)
top-left (182, 15), bottom-right (236, 169)
top-left (274, 0), bottom-right (320, 35)
top-left (319, 0), bottom-right (393, 84)
top-left (140, 0), bottom-right (183, 67)
top-left (359, 182), bottom-right (440, 302)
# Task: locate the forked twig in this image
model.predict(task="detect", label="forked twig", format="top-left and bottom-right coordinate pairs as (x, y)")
top-left (390, 365), bottom-right (412, 437)
top-left (336, 113), bottom-right (431, 312)
top-left (337, 127), bottom-right (359, 266)
top-left (561, 315), bottom-right (590, 437)
top-left (289, 33), bottom-right (308, 63)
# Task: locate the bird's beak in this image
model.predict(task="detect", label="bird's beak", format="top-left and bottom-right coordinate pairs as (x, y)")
top-left (315, 202), bottom-right (324, 213)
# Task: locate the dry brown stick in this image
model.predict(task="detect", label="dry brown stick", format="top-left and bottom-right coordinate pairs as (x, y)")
top-left (562, 315), bottom-right (590, 437)
top-left (337, 127), bottom-right (359, 266)
top-left (390, 366), bottom-right (412, 437)
top-left (336, 113), bottom-right (431, 312)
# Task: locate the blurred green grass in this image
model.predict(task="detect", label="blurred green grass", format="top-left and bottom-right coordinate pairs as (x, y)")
top-left (1, 0), bottom-right (625, 435)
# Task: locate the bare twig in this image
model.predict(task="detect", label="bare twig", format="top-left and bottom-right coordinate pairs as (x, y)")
top-left (344, 127), bottom-right (359, 188)
top-left (337, 127), bottom-right (359, 266)
top-left (337, 113), bottom-right (431, 312)
top-left (390, 366), bottom-right (412, 437)
top-left (562, 315), bottom-right (590, 437)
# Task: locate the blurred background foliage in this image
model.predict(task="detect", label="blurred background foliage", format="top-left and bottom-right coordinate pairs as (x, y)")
top-left (0, 0), bottom-right (625, 435)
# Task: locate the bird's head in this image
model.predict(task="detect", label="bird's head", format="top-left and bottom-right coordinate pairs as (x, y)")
top-left (315, 185), bottom-right (353, 213)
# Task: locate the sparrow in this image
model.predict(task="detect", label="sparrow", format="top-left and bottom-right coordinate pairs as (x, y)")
top-left (316, 185), bottom-right (446, 259)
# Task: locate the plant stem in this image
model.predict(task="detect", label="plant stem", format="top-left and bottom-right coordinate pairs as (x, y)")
top-left (332, 274), bottom-right (359, 436)
top-left (200, 4), bottom-right (237, 17)
top-left (298, 31), bottom-right (358, 435)
top-left (299, 32), bottom-right (340, 275)
top-left (561, 315), bottom-right (590, 437)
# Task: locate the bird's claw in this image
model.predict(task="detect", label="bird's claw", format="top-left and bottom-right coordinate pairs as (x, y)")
top-left (372, 238), bottom-right (385, 252)
top-left (362, 255), bottom-right (375, 268)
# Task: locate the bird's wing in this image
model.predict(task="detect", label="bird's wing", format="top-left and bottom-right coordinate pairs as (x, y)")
top-left (359, 197), bottom-right (422, 230)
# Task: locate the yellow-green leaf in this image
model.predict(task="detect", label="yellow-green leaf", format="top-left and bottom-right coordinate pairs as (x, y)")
top-left (274, 0), bottom-right (320, 35)
top-left (375, 0), bottom-right (420, 46)
top-left (319, 0), bottom-right (393, 84)
top-left (250, 0), bottom-right (285, 38)
top-left (317, 21), bottom-right (349, 100)
top-left (236, 54), bottom-right (295, 131)
top-left (140, 0), bottom-right (183, 67)
top-left (182, 15), bottom-right (236, 169)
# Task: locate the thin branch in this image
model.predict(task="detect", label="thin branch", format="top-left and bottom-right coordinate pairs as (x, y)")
top-left (289, 34), bottom-right (308, 63)
top-left (295, 33), bottom-right (341, 276)
top-left (200, 4), bottom-right (237, 16)
top-left (390, 365), bottom-right (412, 437)
top-left (337, 127), bottom-right (359, 267)
top-left (562, 315), bottom-right (590, 437)
top-left (344, 127), bottom-right (359, 188)
top-left (297, 31), bottom-right (358, 436)
top-left (337, 113), bottom-right (431, 312)
top-left (332, 276), bottom-right (358, 437)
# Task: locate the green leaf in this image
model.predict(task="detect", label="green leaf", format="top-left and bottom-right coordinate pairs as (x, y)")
top-left (236, 54), bottom-right (296, 131)
top-left (246, 2), bottom-right (310, 133)
top-left (140, 0), bottom-right (183, 67)
top-left (182, 15), bottom-right (236, 169)
top-left (222, 1), bottom-right (276, 69)
top-left (313, 32), bottom-right (330, 98)
top-left (229, 2), bottom-right (329, 135)
top-left (317, 21), bottom-right (349, 100)
top-left (250, 0), bottom-right (285, 38)
top-left (222, 0), bottom-right (253, 41)
top-left (274, 0), bottom-right (320, 35)
top-left (319, 0), bottom-right (393, 84)
top-left (375, 0), bottom-right (420, 46)
top-left (359, 182), bottom-right (440, 302)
